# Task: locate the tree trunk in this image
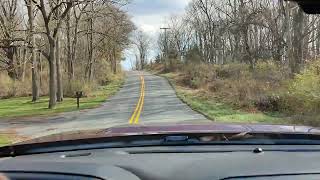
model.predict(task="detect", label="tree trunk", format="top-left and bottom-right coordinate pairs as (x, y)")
top-left (140, 49), bottom-right (144, 70)
top-left (86, 15), bottom-right (94, 80)
top-left (113, 47), bottom-right (117, 74)
top-left (31, 45), bottom-right (39, 102)
top-left (38, 51), bottom-right (43, 92)
top-left (66, 11), bottom-right (74, 81)
top-left (242, 26), bottom-right (254, 70)
top-left (233, 33), bottom-right (240, 62)
top-left (290, 6), bottom-right (304, 75)
top-left (48, 40), bottom-right (57, 109)
top-left (27, 0), bottom-right (39, 102)
top-left (21, 47), bottom-right (27, 82)
top-left (56, 36), bottom-right (63, 102)
top-left (14, 47), bottom-right (21, 80)
top-left (7, 46), bottom-right (17, 79)
top-left (317, 20), bottom-right (320, 57)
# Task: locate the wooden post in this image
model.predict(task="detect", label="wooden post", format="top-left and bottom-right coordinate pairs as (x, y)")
top-left (76, 91), bottom-right (83, 109)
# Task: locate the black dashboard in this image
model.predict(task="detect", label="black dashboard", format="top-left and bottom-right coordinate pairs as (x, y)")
top-left (1, 145), bottom-right (320, 180)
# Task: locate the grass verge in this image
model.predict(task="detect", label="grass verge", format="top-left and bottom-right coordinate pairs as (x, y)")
top-left (0, 77), bottom-right (124, 119)
top-left (162, 73), bottom-right (290, 125)
top-left (0, 135), bottom-right (10, 147)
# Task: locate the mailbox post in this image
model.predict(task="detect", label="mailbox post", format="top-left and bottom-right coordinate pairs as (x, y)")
top-left (75, 91), bottom-right (83, 109)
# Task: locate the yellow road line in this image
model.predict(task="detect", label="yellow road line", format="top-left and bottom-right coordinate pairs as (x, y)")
top-left (129, 76), bottom-right (143, 124)
top-left (134, 78), bottom-right (145, 124)
top-left (129, 75), bottom-right (145, 124)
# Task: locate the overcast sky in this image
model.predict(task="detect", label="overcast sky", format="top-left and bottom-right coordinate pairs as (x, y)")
top-left (121, 0), bottom-right (191, 70)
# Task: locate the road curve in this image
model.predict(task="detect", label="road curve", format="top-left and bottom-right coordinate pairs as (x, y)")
top-left (0, 71), bottom-right (209, 139)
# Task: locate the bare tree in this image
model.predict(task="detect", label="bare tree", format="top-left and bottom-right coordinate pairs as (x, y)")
top-left (0, 0), bottom-right (134, 101)
top-left (290, 5), bottom-right (305, 74)
top-left (133, 30), bottom-right (150, 70)
top-left (66, 3), bottom-right (88, 82)
top-left (35, 0), bottom-right (75, 108)
top-left (0, 0), bottom-right (21, 79)
top-left (167, 15), bottom-right (193, 61)
top-left (157, 0), bottom-right (319, 74)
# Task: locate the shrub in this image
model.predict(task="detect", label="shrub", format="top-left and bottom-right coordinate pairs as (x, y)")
top-left (255, 95), bottom-right (281, 112)
top-left (189, 77), bottom-right (199, 88)
top-left (254, 61), bottom-right (287, 83)
top-left (0, 73), bottom-right (31, 98)
top-left (63, 79), bottom-right (98, 98)
top-left (285, 60), bottom-right (320, 114)
top-left (176, 62), bottom-right (285, 109)
top-left (215, 63), bottom-right (249, 79)
top-left (154, 60), bottom-right (299, 113)
top-left (290, 114), bottom-right (320, 127)
top-left (183, 63), bottom-right (216, 88)
top-left (0, 73), bottom-right (12, 98)
top-left (229, 78), bottom-right (262, 108)
top-left (103, 72), bottom-right (124, 86)
top-left (94, 61), bottom-right (113, 84)
top-left (39, 70), bottom-right (49, 96)
top-left (207, 78), bottom-right (225, 92)
top-left (185, 46), bottom-right (202, 64)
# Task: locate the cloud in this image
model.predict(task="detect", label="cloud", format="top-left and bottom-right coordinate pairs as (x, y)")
top-left (126, 0), bottom-right (192, 34)
top-left (126, 0), bottom-right (191, 16)
top-left (122, 0), bottom-right (192, 70)
top-left (132, 14), bottom-right (166, 34)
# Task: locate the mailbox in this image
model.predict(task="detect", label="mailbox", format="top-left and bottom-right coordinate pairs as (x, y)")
top-left (76, 91), bottom-right (83, 98)
top-left (75, 91), bottom-right (83, 109)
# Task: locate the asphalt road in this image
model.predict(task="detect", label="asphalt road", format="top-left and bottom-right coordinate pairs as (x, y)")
top-left (0, 71), bottom-right (209, 139)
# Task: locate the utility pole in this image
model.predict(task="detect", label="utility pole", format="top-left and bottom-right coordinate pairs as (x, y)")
top-left (160, 27), bottom-right (170, 61)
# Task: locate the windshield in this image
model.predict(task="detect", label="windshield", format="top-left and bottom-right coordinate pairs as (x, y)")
top-left (0, 0), bottom-right (319, 147)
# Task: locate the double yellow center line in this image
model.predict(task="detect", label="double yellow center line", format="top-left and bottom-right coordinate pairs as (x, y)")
top-left (129, 75), bottom-right (145, 124)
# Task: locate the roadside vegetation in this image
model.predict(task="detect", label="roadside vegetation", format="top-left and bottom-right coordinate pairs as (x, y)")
top-left (0, 74), bottom-right (124, 118)
top-left (0, 135), bottom-right (10, 147)
top-left (150, 64), bottom-right (291, 125)
top-left (0, 0), bottom-right (134, 109)
top-left (150, 61), bottom-right (319, 125)
top-left (145, 0), bottom-right (320, 126)
top-left (0, 0), bottom-right (134, 144)
top-left (0, 0), bottom-right (134, 117)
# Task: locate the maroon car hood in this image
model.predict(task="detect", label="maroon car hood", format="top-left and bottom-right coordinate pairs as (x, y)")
top-left (19, 123), bottom-right (320, 145)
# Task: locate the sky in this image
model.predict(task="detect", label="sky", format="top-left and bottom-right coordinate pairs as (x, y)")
top-left (121, 0), bottom-right (192, 70)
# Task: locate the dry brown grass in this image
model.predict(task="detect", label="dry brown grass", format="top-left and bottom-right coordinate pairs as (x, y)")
top-left (0, 60), bottom-right (124, 99)
top-left (160, 62), bottom-right (285, 111)
top-left (0, 73), bottom-right (32, 98)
